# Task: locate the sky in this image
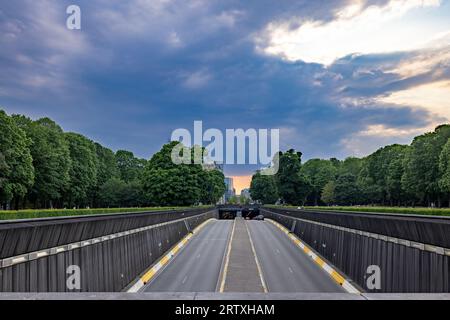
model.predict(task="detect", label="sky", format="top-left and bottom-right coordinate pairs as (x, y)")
top-left (1, 0), bottom-right (450, 194)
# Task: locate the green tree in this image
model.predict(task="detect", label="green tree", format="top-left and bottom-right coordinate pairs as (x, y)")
top-left (122, 179), bottom-right (145, 207)
top-left (275, 150), bottom-right (312, 205)
top-left (141, 142), bottom-right (204, 206)
top-left (250, 171), bottom-right (279, 204)
top-left (301, 159), bottom-right (337, 205)
top-left (321, 180), bottom-right (336, 205)
top-left (402, 125), bottom-right (450, 206)
top-left (98, 177), bottom-right (127, 207)
top-left (339, 157), bottom-right (363, 176)
top-left (116, 150), bottom-right (146, 183)
top-left (64, 133), bottom-right (98, 208)
top-left (385, 146), bottom-right (409, 205)
top-left (200, 169), bottom-right (226, 205)
top-left (358, 144), bottom-right (408, 205)
top-left (334, 173), bottom-right (361, 205)
top-left (228, 195), bottom-right (239, 205)
top-left (0, 152), bottom-right (8, 191)
top-left (92, 143), bottom-right (119, 207)
top-left (13, 116), bottom-right (71, 208)
top-left (0, 110), bottom-right (34, 209)
top-left (239, 194), bottom-right (251, 205)
top-left (439, 138), bottom-right (450, 206)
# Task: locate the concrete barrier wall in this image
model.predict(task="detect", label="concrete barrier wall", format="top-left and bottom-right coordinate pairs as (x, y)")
top-left (263, 207), bottom-right (450, 248)
top-left (0, 208), bottom-right (217, 292)
top-left (262, 208), bottom-right (450, 293)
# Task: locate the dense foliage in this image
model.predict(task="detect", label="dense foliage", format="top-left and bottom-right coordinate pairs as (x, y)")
top-left (0, 109), bottom-right (225, 209)
top-left (0, 206), bottom-right (209, 220)
top-left (251, 124), bottom-right (450, 207)
top-left (142, 142), bottom-right (226, 206)
top-left (249, 171), bottom-right (278, 204)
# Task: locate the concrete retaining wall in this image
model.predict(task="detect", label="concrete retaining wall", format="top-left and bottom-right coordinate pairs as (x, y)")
top-left (262, 208), bottom-right (450, 293)
top-left (0, 208), bottom-right (218, 292)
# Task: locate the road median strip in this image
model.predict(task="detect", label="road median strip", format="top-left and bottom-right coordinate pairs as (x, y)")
top-left (267, 219), bottom-right (361, 294)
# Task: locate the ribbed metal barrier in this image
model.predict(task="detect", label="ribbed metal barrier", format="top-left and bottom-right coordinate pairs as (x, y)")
top-left (0, 208), bottom-right (218, 292)
top-left (262, 207), bottom-right (450, 293)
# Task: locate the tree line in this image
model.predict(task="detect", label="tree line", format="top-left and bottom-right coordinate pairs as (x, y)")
top-left (250, 124), bottom-right (450, 208)
top-left (0, 110), bottom-right (225, 210)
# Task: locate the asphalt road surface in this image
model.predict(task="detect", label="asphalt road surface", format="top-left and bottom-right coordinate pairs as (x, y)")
top-left (144, 220), bottom-right (232, 292)
top-left (143, 219), bottom-right (344, 293)
top-left (247, 220), bottom-right (345, 292)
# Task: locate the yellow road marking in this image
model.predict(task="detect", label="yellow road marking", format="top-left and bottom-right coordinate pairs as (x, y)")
top-left (142, 269), bottom-right (156, 283)
top-left (331, 271), bottom-right (345, 285)
top-left (315, 257), bottom-right (325, 267)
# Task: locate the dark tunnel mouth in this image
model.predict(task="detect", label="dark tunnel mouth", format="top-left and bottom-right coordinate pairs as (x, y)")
top-left (218, 206), bottom-right (260, 220)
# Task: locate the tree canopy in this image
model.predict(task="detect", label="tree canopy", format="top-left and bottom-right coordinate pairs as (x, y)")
top-left (141, 142), bottom-right (225, 206)
top-left (250, 125), bottom-right (450, 207)
top-left (250, 171), bottom-right (278, 204)
top-left (0, 109), bottom-right (226, 209)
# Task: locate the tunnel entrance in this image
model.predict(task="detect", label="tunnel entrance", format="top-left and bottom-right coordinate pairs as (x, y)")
top-left (217, 205), bottom-right (260, 220)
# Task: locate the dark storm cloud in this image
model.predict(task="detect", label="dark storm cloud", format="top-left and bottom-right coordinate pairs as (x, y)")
top-left (0, 0), bottom-right (448, 175)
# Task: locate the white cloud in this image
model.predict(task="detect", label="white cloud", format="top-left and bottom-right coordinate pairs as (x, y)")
top-left (257, 0), bottom-right (445, 65)
top-left (182, 70), bottom-right (212, 89)
top-left (379, 80), bottom-right (450, 122)
top-left (0, 1), bottom-right (92, 98)
top-left (168, 31), bottom-right (183, 47)
top-left (340, 123), bottom-right (430, 156)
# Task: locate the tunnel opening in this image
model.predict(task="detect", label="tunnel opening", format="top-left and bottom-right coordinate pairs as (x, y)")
top-left (217, 205), bottom-right (260, 220)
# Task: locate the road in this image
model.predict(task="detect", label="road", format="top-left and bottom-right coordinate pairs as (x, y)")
top-left (143, 219), bottom-right (344, 293)
top-left (247, 220), bottom-right (345, 292)
top-left (144, 220), bottom-right (232, 292)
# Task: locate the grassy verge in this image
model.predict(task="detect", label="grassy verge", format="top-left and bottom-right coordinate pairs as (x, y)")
top-left (265, 205), bottom-right (450, 217)
top-left (0, 206), bottom-right (212, 221)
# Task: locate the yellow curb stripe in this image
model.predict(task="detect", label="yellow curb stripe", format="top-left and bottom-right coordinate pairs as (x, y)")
top-left (315, 257), bottom-right (325, 267)
top-left (267, 219), bottom-right (360, 294)
top-left (331, 271), bottom-right (345, 285)
top-left (141, 269), bottom-right (156, 283)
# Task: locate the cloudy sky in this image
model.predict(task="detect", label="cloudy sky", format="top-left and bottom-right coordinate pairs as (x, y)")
top-left (1, 0), bottom-right (450, 192)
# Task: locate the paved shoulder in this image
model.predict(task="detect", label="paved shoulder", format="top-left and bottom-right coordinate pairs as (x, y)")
top-left (247, 220), bottom-right (345, 293)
